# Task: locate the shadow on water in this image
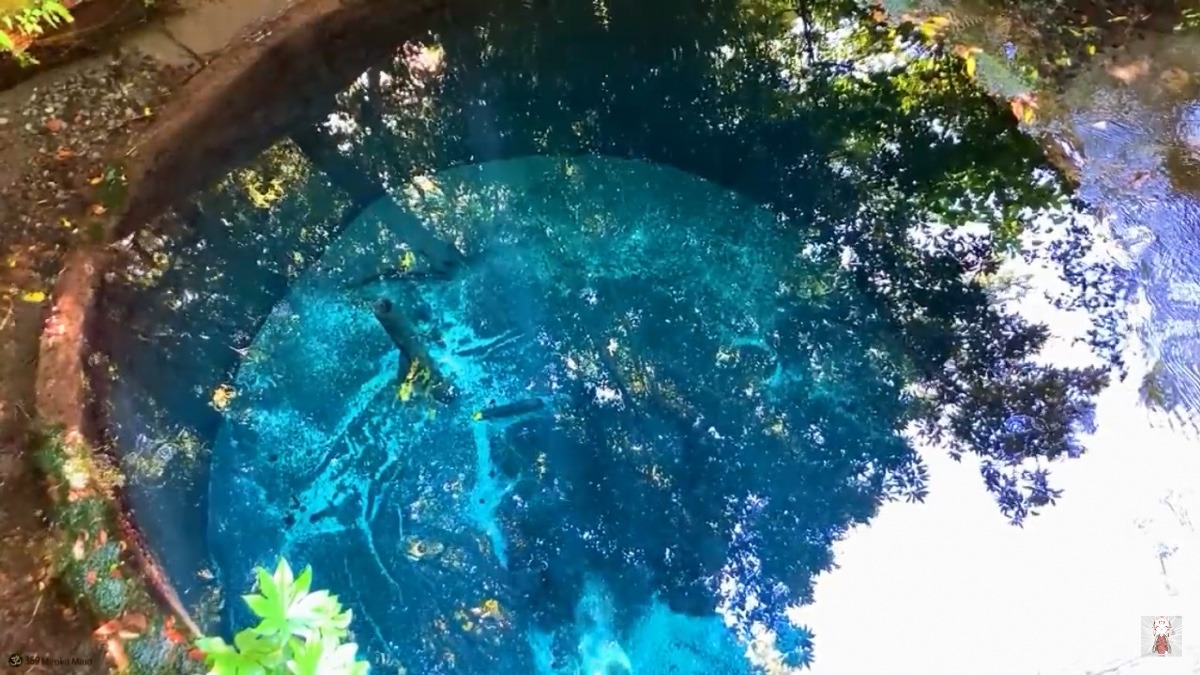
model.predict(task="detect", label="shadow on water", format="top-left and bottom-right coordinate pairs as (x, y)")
top-left (84, 1), bottom-right (1144, 672)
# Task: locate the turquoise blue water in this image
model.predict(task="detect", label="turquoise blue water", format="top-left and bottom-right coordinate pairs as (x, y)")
top-left (209, 156), bottom-right (843, 672)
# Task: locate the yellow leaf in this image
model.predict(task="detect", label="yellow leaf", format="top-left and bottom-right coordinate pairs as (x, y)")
top-left (965, 55), bottom-right (976, 78)
top-left (21, 291), bottom-right (46, 303)
top-left (211, 384), bottom-right (236, 411)
top-left (1087, 44), bottom-right (1096, 55)
top-left (471, 411), bottom-right (483, 421)
top-left (919, 15), bottom-right (951, 39)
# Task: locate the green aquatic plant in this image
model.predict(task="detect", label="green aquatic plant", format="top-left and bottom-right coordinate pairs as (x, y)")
top-left (194, 558), bottom-right (370, 675)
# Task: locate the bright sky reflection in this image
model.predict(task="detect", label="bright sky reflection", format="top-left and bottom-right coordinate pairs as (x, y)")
top-left (790, 214), bottom-right (1200, 674)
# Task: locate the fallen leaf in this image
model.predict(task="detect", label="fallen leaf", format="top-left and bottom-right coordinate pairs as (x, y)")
top-left (94, 619), bottom-right (123, 638)
top-left (187, 647), bottom-right (205, 661)
top-left (163, 622), bottom-right (186, 644)
top-left (44, 118), bottom-right (65, 133)
top-left (1010, 94), bottom-right (1038, 125)
top-left (88, 175), bottom-right (104, 186)
top-left (89, 204), bottom-right (107, 216)
top-left (54, 147), bottom-right (75, 161)
top-left (1107, 57), bottom-right (1150, 84)
top-left (72, 536), bottom-right (86, 560)
top-left (21, 291), bottom-right (46, 303)
top-left (96, 529), bottom-right (108, 546)
top-left (211, 384), bottom-right (236, 411)
top-left (1160, 66), bottom-right (1191, 93)
top-left (85, 570), bottom-right (97, 586)
top-left (105, 637), bottom-right (129, 671)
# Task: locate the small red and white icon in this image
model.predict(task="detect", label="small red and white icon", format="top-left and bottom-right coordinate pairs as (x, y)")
top-left (1141, 615), bottom-right (1183, 658)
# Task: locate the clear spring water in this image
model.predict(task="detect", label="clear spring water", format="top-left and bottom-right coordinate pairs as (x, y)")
top-left (208, 156), bottom-right (819, 673)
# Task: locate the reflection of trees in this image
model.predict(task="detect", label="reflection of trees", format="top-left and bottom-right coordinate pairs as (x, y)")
top-left (102, 0), bottom-right (1128, 666)
top-left (258, 0), bottom-right (1119, 643)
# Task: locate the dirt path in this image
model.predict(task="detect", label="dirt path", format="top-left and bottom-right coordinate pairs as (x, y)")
top-left (0, 1), bottom-right (295, 669)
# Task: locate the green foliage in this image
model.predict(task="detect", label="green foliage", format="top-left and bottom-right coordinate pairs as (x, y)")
top-left (0, 0), bottom-right (73, 62)
top-left (194, 559), bottom-right (370, 675)
top-left (0, 0), bottom-right (157, 62)
top-left (1177, 7), bottom-right (1200, 32)
top-left (29, 427), bottom-right (196, 673)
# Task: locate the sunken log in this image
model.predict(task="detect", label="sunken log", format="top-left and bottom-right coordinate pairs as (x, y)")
top-left (476, 398), bottom-right (546, 421)
top-left (372, 297), bottom-right (454, 403)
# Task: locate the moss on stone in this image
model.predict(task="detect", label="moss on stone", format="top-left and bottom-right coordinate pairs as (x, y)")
top-left (30, 426), bottom-right (203, 674)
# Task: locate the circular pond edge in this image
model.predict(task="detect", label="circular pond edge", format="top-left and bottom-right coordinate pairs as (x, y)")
top-left (31, 0), bottom-right (1097, 670)
top-left (30, 0), bottom-right (485, 669)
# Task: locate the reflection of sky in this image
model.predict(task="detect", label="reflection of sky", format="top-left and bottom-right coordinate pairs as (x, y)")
top-left (790, 217), bottom-right (1200, 673)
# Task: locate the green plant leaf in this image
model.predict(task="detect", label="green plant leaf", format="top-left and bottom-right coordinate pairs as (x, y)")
top-left (272, 558), bottom-right (296, 602)
top-left (194, 636), bottom-right (234, 656)
top-left (197, 559), bottom-right (371, 675)
top-left (47, 1), bottom-right (74, 23)
top-left (293, 564), bottom-right (314, 599)
top-left (286, 636), bottom-right (324, 675)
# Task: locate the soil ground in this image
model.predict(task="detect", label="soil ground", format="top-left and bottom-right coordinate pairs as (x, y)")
top-left (0, 0), bottom-right (290, 668)
top-left (0, 53), bottom-right (177, 673)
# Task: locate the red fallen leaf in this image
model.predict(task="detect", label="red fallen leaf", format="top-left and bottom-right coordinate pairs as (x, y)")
top-left (187, 647), bottom-right (206, 661)
top-left (45, 118), bottom-right (65, 134)
top-left (163, 623), bottom-right (187, 644)
top-left (94, 619), bottom-right (123, 638)
top-left (54, 147), bottom-right (75, 161)
top-left (96, 529), bottom-right (108, 546)
top-left (85, 570), bottom-right (97, 586)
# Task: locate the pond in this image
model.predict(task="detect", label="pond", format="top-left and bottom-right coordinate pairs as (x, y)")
top-left (210, 155), bottom-right (821, 672)
top-left (83, 1), bottom-right (1192, 673)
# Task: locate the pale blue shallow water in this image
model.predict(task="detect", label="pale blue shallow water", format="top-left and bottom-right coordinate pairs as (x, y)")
top-left (208, 157), bottom-right (828, 672)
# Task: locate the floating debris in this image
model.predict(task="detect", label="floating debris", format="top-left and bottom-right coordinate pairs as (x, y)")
top-left (404, 537), bottom-right (445, 561)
